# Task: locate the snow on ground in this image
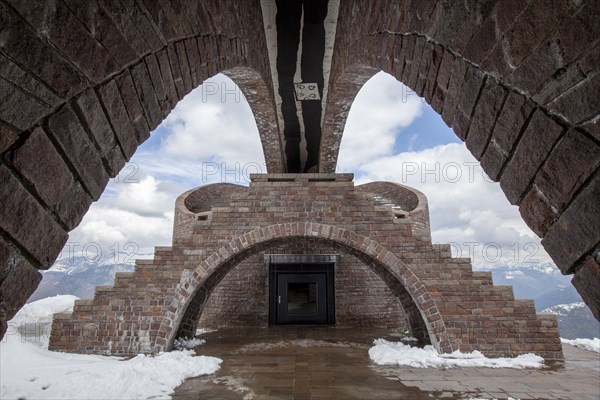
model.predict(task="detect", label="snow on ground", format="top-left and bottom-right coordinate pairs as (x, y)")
top-left (561, 338), bottom-right (600, 353)
top-left (174, 337), bottom-right (206, 350)
top-left (369, 339), bottom-right (545, 369)
top-left (1, 295), bottom-right (221, 400)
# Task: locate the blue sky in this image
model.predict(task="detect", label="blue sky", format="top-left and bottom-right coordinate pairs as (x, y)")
top-left (62, 72), bottom-right (553, 269)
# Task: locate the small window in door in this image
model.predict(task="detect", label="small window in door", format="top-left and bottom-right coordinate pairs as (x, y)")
top-left (287, 282), bottom-right (317, 314)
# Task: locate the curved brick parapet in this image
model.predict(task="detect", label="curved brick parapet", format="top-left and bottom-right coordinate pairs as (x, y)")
top-left (356, 181), bottom-right (431, 242)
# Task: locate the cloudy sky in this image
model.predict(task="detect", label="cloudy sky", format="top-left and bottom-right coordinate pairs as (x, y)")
top-left (61, 72), bottom-right (552, 269)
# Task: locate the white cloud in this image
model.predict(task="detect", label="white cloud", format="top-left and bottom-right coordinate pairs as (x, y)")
top-left (350, 142), bottom-right (551, 268)
top-left (66, 175), bottom-right (180, 259)
top-left (159, 74), bottom-right (266, 166)
top-left (337, 72), bottom-right (423, 169)
top-left (63, 74), bottom-right (269, 263)
top-left (337, 72), bottom-right (551, 268)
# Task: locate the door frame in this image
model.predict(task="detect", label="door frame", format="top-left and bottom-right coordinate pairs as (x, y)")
top-left (268, 262), bottom-right (335, 325)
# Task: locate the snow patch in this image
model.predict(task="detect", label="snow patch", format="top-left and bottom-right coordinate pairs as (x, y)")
top-left (174, 337), bottom-right (206, 350)
top-left (369, 339), bottom-right (545, 369)
top-left (543, 302), bottom-right (587, 316)
top-left (196, 327), bottom-right (217, 336)
top-left (561, 338), bottom-right (600, 353)
top-left (1, 295), bottom-right (222, 400)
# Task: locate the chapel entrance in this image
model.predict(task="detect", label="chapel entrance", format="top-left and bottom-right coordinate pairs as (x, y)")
top-left (268, 260), bottom-right (335, 325)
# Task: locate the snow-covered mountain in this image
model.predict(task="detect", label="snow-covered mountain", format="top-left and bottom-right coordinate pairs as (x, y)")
top-left (475, 263), bottom-right (575, 310)
top-left (543, 303), bottom-right (600, 340)
top-left (475, 263), bottom-right (599, 339)
top-left (27, 253), bottom-right (138, 303)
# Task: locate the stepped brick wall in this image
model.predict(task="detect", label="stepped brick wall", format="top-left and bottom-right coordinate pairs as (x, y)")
top-left (49, 174), bottom-right (562, 361)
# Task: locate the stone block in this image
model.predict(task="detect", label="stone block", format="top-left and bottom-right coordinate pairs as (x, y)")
top-left (0, 122), bottom-right (18, 153)
top-left (462, 13), bottom-right (497, 64)
top-left (97, 0), bottom-right (153, 56)
top-left (167, 44), bottom-right (186, 99)
top-left (452, 59), bottom-right (490, 140)
top-left (46, 106), bottom-right (109, 200)
top-left (0, 77), bottom-right (51, 131)
top-left (518, 186), bottom-right (557, 237)
top-left (503, 0), bottom-right (571, 68)
top-left (555, 1), bottom-right (600, 65)
top-left (0, 238), bottom-right (41, 322)
top-left (400, 35), bottom-right (417, 86)
top-left (479, 141), bottom-right (506, 182)
top-left (542, 172), bottom-right (600, 273)
top-left (0, 2), bottom-right (88, 98)
top-left (97, 79), bottom-right (138, 160)
top-left (75, 88), bottom-right (126, 176)
top-left (115, 70), bottom-right (151, 142)
top-left (175, 41), bottom-right (193, 94)
top-left (572, 258), bottom-right (600, 320)
top-left (0, 54), bottom-right (59, 107)
top-left (155, 49), bottom-right (179, 110)
top-left (144, 54), bottom-right (169, 117)
top-left (440, 57), bottom-right (468, 127)
top-left (19, 1), bottom-right (119, 83)
top-left (423, 44), bottom-right (444, 104)
top-left (130, 62), bottom-right (163, 132)
top-left (535, 129), bottom-right (600, 212)
top-left (549, 72), bottom-right (600, 124)
top-left (407, 36), bottom-right (426, 91)
top-left (9, 127), bottom-right (93, 229)
top-left (185, 38), bottom-right (202, 88)
top-left (465, 78), bottom-right (507, 159)
top-left (65, 0), bottom-right (138, 68)
top-left (508, 37), bottom-right (562, 95)
top-left (500, 110), bottom-right (564, 204)
top-left (0, 165), bottom-right (68, 267)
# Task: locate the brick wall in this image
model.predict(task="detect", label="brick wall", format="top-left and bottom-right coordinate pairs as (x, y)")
top-left (49, 174), bottom-right (562, 360)
top-left (199, 242), bottom-right (407, 330)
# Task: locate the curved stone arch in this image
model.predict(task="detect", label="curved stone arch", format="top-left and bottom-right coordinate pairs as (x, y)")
top-left (155, 222), bottom-right (453, 353)
top-left (221, 67), bottom-right (284, 173)
top-left (321, 29), bottom-right (600, 317)
top-left (0, 1), bottom-right (285, 336)
top-left (319, 65), bottom-right (380, 172)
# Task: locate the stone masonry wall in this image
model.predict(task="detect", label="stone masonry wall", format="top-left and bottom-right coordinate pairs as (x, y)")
top-left (321, 0), bottom-right (600, 317)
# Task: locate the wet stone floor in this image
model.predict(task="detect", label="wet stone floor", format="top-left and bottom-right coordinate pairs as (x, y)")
top-left (171, 327), bottom-right (600, 400)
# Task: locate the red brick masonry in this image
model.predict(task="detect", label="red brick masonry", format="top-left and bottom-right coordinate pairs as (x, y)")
top-left (49, 174), bottom-right (562, 360)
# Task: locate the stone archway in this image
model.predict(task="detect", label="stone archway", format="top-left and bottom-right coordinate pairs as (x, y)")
top-left (319, 0), bottom-right (600, 316)
top-left (0, 2), bottom-right (284, 336)
top-left (155, 222), bottom-right (452, 353)
top-left (1, 0), bottom-right (599, 341)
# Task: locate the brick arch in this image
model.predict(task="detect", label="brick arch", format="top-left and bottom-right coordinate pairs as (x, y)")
top-left (320, 4), bottom-right (600, 316)
top-left (155, 222), bottom-right (453, 353)
top-left (0, 1), bottom-right (283, 337)
top-left (220, 67), bottom-right (284, 173)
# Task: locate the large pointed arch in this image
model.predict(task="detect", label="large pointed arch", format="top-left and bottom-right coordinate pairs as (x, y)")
top-left (320, 5), bottom-right (600, 316)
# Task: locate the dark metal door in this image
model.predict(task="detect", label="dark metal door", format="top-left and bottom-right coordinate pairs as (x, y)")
top-left (276, 273), bottom-right (327, 324)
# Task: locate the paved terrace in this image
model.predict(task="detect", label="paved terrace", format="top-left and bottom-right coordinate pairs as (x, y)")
top-left (172, 327), bottom-right (599, 400)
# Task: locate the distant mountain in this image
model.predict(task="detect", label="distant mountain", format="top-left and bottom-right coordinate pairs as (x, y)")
top-left (542, 303), bottom-right (600, 340)
top-left (27, 253), bottom-right (136, 303)
top-left (477, 263), bottom-right (574, 308)
top-left (475, 263), bottom-right (599, 339)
